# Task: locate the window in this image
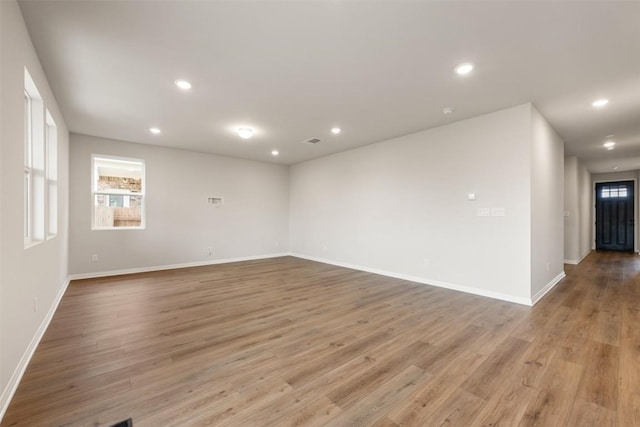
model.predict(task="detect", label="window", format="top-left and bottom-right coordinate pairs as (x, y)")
top-left (92, 155), bottom-right (145, 229)
top-left (601, 185), bottom-right (628, 199)
top-left (24, 68), bottom-right (46, 247)
top-left (24, 90), bottom-right (32, 241)
top-left (46, 110), bottom-right (58, 238)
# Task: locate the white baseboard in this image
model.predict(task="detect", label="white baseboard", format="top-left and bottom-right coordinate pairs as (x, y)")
top-left (0, 278), bottom-right (71, 422)
top-left (579, 250), bottom-right (592, 263)
top-left (289, 252), bottom-right (533, 306)
top-left (564, 249), bottom-right (592, 265)
top-left (530, 271), bottom-right (566, 306)
top-left (68, 252), bottom-right (290, 280)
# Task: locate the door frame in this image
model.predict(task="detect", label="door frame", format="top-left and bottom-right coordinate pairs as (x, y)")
top-left (592, 177), bottom-right (638, 253)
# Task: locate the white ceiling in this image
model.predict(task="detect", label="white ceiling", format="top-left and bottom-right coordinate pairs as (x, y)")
top-left (18, 1), bottom-right (640, 172)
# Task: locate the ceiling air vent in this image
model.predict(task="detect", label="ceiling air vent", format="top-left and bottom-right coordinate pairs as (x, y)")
top-left (303, 138), bottom-right (322, 144)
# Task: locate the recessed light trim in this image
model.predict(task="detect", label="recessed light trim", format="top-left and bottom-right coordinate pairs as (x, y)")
top-left (271, 150), bottom-right (279, 156)
top-left (592, 99), bottom-right (609, 108)
top-left (455, 63), bottom-right (474, 75)
top-left (612, 166), bottom-right (619, 170)
top-left (604, 141), bottom-right (616, 148)
top-left (331, 127), bottom-right (341, 135)
top-left (237, 127), bottom-right (254, 139)
top-left (175, 79), bottom-right (192, 90)
top-left (443, 107), bottom-right (454, 115)
top-left (149, 127), bottom-right (161, 134)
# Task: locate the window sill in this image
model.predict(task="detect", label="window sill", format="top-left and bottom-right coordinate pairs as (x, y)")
top-left (24, 239), bottom-right (42, 250)
top-left (91, 226), bottom-right (146, 231)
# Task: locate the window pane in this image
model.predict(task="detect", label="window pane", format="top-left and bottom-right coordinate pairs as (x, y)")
top-left (46, 113), bottom-right (58, 237)
top-left (24, 91), bottom-right (31, 167)
top-left (94, 194), bottom-right (142, 227)
top-left (601, 185), bottom-right (631, 199)
top-left (94, 157), bottom-right (143, 193)
top-left (24, 170), bottom-right (30, 239)
top-left (24, 90), bottom-right (31, 242)
top-left (108, 195), bottom-right (123, 207)
top-left (48, 181), bottom-right (57, 235)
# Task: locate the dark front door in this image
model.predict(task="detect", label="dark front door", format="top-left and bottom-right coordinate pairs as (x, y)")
top-left (596, 181), bottom-right (634, 251)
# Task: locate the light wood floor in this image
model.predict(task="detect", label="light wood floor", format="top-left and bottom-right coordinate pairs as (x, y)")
top-left (3, 252), bottom-right (640, 426)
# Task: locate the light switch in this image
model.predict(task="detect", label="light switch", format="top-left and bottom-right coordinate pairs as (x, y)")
top-left (468, 193), bottom-right (476, 201)
top-left (491, 207), bottom-right (506, 217)
top-left (477, 208), bottom-right (491, 217)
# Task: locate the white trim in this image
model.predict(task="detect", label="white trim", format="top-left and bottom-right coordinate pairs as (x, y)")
top-left (592, 177), bottom-right (638, 253)
top-left (577, 249), bottom-right (591, 264)
top-left (564, 249), bottom-right (592, 265)
top-left (0, 278), bottom-right (71, 421)
top-left (91, 225), bottom-right (145, 231)
top-left (289, 252), bottom-right (533, 306)
top-left (91, 154), bottom-right (146, 230)
top-left (530, 271), bottom-right (566, 306)
top-left (68, 253), bottom-right (290, 280)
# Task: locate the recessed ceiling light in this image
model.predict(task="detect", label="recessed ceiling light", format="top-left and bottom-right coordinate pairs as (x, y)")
top-left (604, 141), bottom-right (616, 148)
top-left (606, 134), bottom-right (615, 138)
top-left (592, 99), bottom-right (609, 108)
top-left (443, 107), bottom-right (454, 115)
top-left (455, 63), bottom-right (474, 75)
top-left (271, 150), bottom-right (279, 156)
top-left (149, 127), bottom-right (161, 134)
top-left (612, 166), bottom-right (619, 170)
top-left (331, 127), bottom-right (341, 135)
top-left (174, 79), bottom-right (192, 90)
top-left (237, 127), bottom-right (254, 139)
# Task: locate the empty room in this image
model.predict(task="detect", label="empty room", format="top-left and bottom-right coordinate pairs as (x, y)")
top-left (1, 0), bottom-right (640, 425)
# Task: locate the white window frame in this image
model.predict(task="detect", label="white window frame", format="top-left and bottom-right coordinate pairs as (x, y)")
top-left (24, 68), bottom-right (46, 248)
top-left (24, 90), bottom-right (33, 245)
top-left (46, 110), bottom-right (58, 239)
top-left (91, 154), bottom-right (146, 230)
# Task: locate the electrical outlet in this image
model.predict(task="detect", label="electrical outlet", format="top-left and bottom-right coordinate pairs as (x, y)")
top-left (206, 247), bottom-right (212, 256)
top-left (91, 254), bottom-right (98, 262)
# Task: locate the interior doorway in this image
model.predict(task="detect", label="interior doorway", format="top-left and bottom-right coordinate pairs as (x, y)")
top-left (595, 180), bottom-right (634, 251)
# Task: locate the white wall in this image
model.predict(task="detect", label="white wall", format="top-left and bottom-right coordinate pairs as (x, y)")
top-left (0, 0), bottom-right (4, 415)
top-left (290, 104), bottom-right (534, 303)
top-left (530, 107), bottom-right (564, 298)
top-left (564, 156), bottom-right (579, 262)
top-left (563, 155), bottom-right (592, 263)
top-left (578, 163), bottom-right (591, 257)
top-left (0, 0), bottom-right (69, 417)
top-left (69, 134), bottom-right (289, 275)
top-left (592, 170), bottom-right (639, 252)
